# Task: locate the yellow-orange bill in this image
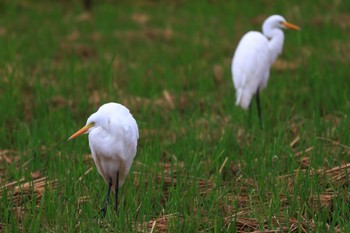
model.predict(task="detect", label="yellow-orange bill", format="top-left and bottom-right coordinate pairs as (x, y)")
top-left (283, 22), bottom-right (301, 30)
top-left (68, 124), bottom-right (93, 140)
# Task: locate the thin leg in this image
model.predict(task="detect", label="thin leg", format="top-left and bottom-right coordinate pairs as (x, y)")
top-left (100, 177), bottom-right (112, 218)
top-left (256, 88), bottom-right (262, 129)
top-left (115, 171), bottom-right (119, 212)
top-left (248, 101), bottom-right (252, 128)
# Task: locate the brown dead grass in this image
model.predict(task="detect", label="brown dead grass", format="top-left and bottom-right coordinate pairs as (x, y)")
top-left (1, 144), bottom-right (348, 232)
top-left (114, 27), bottom-right (174, 42)
top-left (0, 176), bottom-right (58, 223)
top-left (273, 59), bottom-right (300, 71)
top-left (132, 160), bottom-right (348, 232)
top-left (132, 112), bottom-right (349, 232)
top-left (312, 13), bottom-right (350, 30)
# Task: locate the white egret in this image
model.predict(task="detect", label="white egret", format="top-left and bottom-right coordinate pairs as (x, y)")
top-left (68, 102), bottom-right (139, 217)
top-left (232, 15), bottom-right (300, 128)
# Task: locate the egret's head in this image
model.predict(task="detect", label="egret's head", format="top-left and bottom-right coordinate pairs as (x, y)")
top-left (68, 107), bottom-right (112, 140)
top-left (68, 103), bottom-right (122, 141)
top-left (263, 15), bottom-right (300, 31)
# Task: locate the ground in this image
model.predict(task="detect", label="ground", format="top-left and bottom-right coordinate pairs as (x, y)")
top-left (0, 0), bottom-right (350, 232)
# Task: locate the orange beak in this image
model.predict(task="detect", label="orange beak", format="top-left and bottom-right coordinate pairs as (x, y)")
top-left (68, 123), bottom-right (93, 140)
top-left (283, 21), bottom-right (301, 30)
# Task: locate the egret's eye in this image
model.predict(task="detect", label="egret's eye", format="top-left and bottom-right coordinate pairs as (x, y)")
top-left (90, 122), bottom-right (95, 127)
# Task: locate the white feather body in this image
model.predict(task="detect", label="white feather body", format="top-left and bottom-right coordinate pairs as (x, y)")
top-left (232, 15), bottom-right (287, 109)
top-left (87, 103), bottom-right (139, 191)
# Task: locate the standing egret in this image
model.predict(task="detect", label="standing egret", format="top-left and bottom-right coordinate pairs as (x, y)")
top-left (232, 15), bottom-right (300, 128)
top-left (68, 102), bottom-right (139, 217)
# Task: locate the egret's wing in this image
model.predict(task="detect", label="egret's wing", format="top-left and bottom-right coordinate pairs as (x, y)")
top-left (232, 31), bottom-right (270, 91)
top-left (231, 31), bottom-right (271, 108)
top-left (109, 107), bottom-right (139, 159)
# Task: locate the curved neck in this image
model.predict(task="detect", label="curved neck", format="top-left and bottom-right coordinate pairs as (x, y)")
top-left (263, 27), bottom-right (284, 65)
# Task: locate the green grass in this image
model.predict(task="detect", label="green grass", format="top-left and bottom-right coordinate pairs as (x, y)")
top-left (1, 0), bottom-right (350, 232)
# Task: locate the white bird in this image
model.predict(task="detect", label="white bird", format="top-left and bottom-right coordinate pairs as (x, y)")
top-left (68, 102), bottom-right (139, 217)
top-left (232, 15), bottom-right (300, 127)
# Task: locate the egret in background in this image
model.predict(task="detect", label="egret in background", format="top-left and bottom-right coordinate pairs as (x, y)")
top-left (232, 15), bottom-right (300, 128)
top-left (68, 102), bottom-right (139, 217)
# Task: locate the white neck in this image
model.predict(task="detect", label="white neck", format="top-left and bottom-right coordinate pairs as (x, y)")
top-left (262, 26), bottom-right (285, 65)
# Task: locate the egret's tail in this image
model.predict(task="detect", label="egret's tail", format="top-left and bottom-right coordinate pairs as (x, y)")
top-left (235, 88), bottom-right (252, 109)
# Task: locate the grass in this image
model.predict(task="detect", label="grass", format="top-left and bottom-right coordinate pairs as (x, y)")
top-left (0, 0), bottom-right (350, 232)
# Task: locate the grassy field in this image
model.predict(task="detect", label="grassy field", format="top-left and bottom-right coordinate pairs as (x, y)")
top-left (0, 0), bottom-right (350, 232)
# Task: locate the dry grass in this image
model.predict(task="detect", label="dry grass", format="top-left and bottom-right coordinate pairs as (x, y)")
top-left (0, 1), bottom-right (349, 231)
top-left (2, 155), bottom-right (347, 231)
top-left (129, 160), bottom-right (349, 232)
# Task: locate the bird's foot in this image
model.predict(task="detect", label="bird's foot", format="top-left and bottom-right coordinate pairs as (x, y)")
top-left (101, 207), bottom-right (107, 217)
top-left (94, 207), bottom-right (107, 219)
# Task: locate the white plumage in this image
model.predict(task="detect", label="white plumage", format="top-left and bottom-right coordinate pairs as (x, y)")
top-left (87, 103), bottom-right (138, 188)
top-left (68, 102), bottom-right (139, 216)
top-left (232, 15), bottom-right (300, 111)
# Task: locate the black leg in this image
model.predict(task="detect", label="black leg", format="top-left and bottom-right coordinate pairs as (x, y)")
top-left (115, 171), bottom-right (119, 212)
top-left (248, 101), bottom-right (252, 128)
top-left (100, 177), bottom-right (112, 218)
top-left (256, 88), bottom-right (262, 129)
